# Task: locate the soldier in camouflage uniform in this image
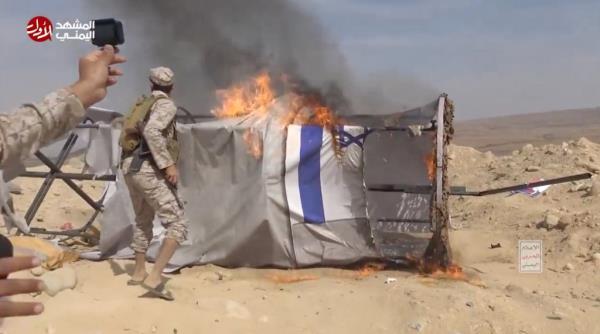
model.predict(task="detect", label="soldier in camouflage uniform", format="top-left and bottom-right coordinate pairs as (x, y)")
top-left (0, 45), bottom-right (125, 318)
top-left (121, 67), bottom-right (187, 301)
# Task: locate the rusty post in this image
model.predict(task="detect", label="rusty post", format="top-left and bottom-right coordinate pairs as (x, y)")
top-left (422, 94), bottom-right (455, 272)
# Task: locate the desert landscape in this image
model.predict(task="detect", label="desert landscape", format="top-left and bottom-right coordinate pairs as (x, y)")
top-left (454, 107), bottom-right (600, 155)
top-left (1, 110), bottom-right (600, 334)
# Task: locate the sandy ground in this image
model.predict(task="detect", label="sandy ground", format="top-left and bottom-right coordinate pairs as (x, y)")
top-left (2, 138), bottom-right (600, 334)
top-left (8, 157), bottom-right (105, 233)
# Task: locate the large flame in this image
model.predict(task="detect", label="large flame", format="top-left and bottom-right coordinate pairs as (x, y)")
top-left (212, 72), bottom-right (340, 158)
top-left (212, 71), bottom-right (275, 119)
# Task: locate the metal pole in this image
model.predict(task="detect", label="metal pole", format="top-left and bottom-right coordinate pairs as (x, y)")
top-left (433, 96), bottom-right (446, 231)
top-left (76, 124), bottom-right (100, 129)
top-left (367, 184), bottom-right (467, 194)
top-left (25, 133), bottom-right (78, 224)
top-left (28, 188), bottom-right (109, 238)
top-left (34, 153), bottom-right (103, 211)
top-left (20, 171), bottom-right (116, 182)
top-left (452, 172), bottom-right (592, 197)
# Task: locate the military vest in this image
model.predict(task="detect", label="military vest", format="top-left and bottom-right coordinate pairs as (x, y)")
top-left (119, 95), bottom-right (179, 163)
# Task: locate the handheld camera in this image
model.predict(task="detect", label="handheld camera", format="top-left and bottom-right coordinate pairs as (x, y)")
top-left (92, 18), bottom-right (124, 47)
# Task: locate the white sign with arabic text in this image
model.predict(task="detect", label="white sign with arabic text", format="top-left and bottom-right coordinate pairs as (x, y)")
top-left (519, 240), bottom-right (543, 273)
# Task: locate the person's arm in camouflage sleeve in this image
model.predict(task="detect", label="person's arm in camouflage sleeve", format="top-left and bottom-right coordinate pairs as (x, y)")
top-left (0, 45), bottom-right (125, 320)
top-left (143, 98), bottom-right (177, 170)
top-left (0, 89), bottom-right (84, 168)
top-left (0, 45), bottom-right (125, 170)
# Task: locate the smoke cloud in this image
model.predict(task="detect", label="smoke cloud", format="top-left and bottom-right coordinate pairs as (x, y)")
top-left (88, 0), bottom-right (438, 115)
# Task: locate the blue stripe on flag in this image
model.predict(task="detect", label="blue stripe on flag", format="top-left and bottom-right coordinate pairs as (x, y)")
top-left (298, 126), bottom-right (325, 224)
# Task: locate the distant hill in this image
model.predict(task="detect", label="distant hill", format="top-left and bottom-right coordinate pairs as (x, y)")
top-left (454, 107), bottom-right (600, 155)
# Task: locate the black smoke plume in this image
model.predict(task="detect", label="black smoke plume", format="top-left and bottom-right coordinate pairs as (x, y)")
top-left (89, 0), bottom-right (438, 115)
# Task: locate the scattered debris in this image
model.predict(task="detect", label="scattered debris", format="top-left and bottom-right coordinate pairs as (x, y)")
top-left (547, 309), bottom-right (566, 320)
top-left (525, 166), bottom-right (540, 172)
top-left (60, 222), bottom-right (74, 231)
top-left (465, 301), bottom-right (474, 307)
top-left (586, 180), bottom-right (600, 197)
top-left (384, 277), bottom-right (397, 284)
top-left (510, 178), bottom-right (551, 197)
top-left (408, 320), bottom-right (427, 332)
top-left (468, 266), bottom-right (485, 274)
top-left (214, 269), bottom-right (231, 281)
top-left (489, 243), bottom-right (502, 249)
top-left (562, 263), bottom-right (574, 272)
top-left (540, 214), bottom-right (560, 230)
top-left (41, 266), bottom-right (77, 297)
top-left (532, 290), bottom-right (545, 296)
top-left (9, 236), bottom-right (79, 270)
top-left (569, 182), bottom-right (586, 192)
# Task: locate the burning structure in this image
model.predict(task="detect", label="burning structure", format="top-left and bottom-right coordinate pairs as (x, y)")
top-left (75, 0), bottom-right (454, 269)
top-left (93, 71), bottom-right (454, 270)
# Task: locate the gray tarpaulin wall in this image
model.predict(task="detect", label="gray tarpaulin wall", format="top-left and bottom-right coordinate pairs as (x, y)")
top-left (4, 98), bottom-right (442, 269)
top-left (356, 99), bottom-right (439, 259)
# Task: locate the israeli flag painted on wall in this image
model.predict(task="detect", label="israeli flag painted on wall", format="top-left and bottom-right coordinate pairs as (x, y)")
top-left (285, 125), bottom-right (369, 225)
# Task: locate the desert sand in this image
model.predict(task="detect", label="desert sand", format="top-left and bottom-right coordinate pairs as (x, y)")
top-left (454, 107), bottom-right (600, 155)
top-left (1, 136), bottom-right (599, 334)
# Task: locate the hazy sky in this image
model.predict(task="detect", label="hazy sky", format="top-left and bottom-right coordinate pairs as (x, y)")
top-left (1, 0), bottom-right (599, 119)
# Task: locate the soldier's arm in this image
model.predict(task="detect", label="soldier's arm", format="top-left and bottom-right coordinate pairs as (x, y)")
top-left (0, 45), bottom-right (125, 169)
top-left (0, 89), bottom-right (85, 168)
top-left (143, 99), bottom-right (177, 170)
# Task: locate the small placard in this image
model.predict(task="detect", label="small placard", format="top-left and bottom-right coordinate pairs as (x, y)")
top-left (519, 240), bottom-right (543, 273)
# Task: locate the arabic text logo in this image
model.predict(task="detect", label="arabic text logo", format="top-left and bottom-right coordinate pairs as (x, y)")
top-left (27, 16), bottom-right (53, 42)
top-left (518, 240), bottom-right (543, 273)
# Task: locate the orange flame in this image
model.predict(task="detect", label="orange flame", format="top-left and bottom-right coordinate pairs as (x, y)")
top-left (354, 262), bottom-right (386, 278)
top-left (404, 255), bottom-right (468, 282)
top-left (424, 151), bottom-right (435, 181)
top-left (212, 71), bottom-right (275, 118)
top-left (425, 263), bottom-right (466, 281)
top-left (212, 71), bottom-right (340, 158)
top-left (242, 130), bottom-right (263, 159)
top-left (414, 255), bottom-right (467, 281)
